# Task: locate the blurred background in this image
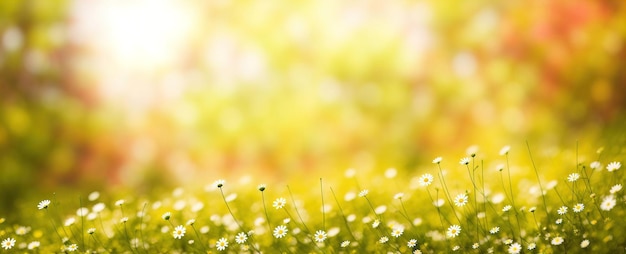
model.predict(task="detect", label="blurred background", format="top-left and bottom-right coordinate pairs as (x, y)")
top-left (1, 0), bottom-right (625, 211)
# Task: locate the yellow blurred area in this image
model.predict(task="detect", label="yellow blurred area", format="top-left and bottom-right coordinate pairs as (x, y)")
top-left (0, 0), bottom-right (625, 210)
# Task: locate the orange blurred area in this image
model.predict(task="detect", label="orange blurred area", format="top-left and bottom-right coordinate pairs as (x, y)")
top-left (0, 0), bottom-right (625, 210)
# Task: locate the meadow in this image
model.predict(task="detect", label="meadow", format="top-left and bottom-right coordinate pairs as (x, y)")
top-left (1, 143), bottom-right (624, 253)
top-left (1, 1), bottom-right (625, 253)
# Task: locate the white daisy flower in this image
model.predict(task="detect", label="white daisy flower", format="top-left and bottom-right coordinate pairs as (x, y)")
top-left (67, 243), bottom-right (78, 251)
top-left (557, 206), bottom-right (568, 215)
top-left (215, 237), bottom-right (228, 251)
top-left (573, 203), bottom-right (584, 213)
top-left (432, 157), bottom-right (442, 164)
top-left (1, 238), bottom-right (15, 250)
top-left (447, 225), bottom-right (461, 238)
top-left (27, 241), bottom-right (40, 250)
top-left (508, 242), bottom-right (521, 254)
top-left (418, 173), bottom-right (434, 187)
top-left (502, 205), bottom-right (512, 212)
top-left (314, 230), bottom-right (327, 242)
top-left (273, 225), bottom-right (288, 238)
top-left (567, 173), bottom-right (580, 182)
top-left (214, 179), bottom-right (225, 188)
top-left (551, 236), bottom-right (564, 245)
top-left (580, 239), bottom-right (590, 248)
top-left (601, 195), bottom-right (616, 211)
top-left (607, 162), bottom-right (621, 172)
top-left (499, 145), bottom-right (511, 155)
top-left (235, 232), bottom-right (247, 244)
top-left (454, 193), bottom-right (468, 207)
top-left (341, 240), bottom-right (350, 248)
top-left (173, 225), bottom-right (185, 239)
top-left (489, 226), bottom-right (499, 234)
top-left (407, 239), bottom-right (417, 248)
top-left (459, 157), bottom-right (470, 165)
top-left (379, 236), bottom-right (389, 243)
top-left (610, 184), bottom-right (622, 194)
top-left (37, 200), bottom-right (51, 210)
top-left (590, 161), bottom-right (601, 169)
top-left (391, 226), bottom-right (404, 238)
top-left (273, 197), bottom-right (286, 209)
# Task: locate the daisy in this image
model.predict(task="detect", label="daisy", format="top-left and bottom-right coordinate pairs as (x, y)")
top-left (214, 179), bottom-right (225, 188)
top-left (499, 145), bottom-right (510, 155)
top-left (341, 240), bottom-right (350, 248)
top-left (372, 219), bottom-right (380, 228)
top-left (391, 226), bottom-right (404, 238)
top-left (489, 226), bottom-right (499, 234)
top-left (504, 239), bottom-right (513, 245)
top-left (76, 207), bottom-right (89, 217)
top-left (432, 157), bottom-right (442, 164)
top-left (87, 228), bottom-right (96, 234)
top-left (273, 225), bottom-right (288, 238)
top-left (459, 157), bottom-right (470, 165)
top-left (551, 236), bottom-right (564, 245)
top-left (15, 226), bottom-right (30, 235)
top-left (235, 232), bottom-right (247, 244)
top-left (581, 239), bottom-right (590, 248)
top-left (433, 198), bottom-right (445, 207)
top-left (27, 241), bottom-right (40, 250)
top-left (88, 191), bottom-right (100, 201)
top-left (454, 193), bottom-right (468, 207)
top-left (37, 200), bottom-right (51, 210)
top-left (508, 242), bottom-right (521, 254)
top-left (590, 161), bottom-right (601, 169)
top-left (447, 225), bottom-right (461, 238)
top-left (314, 230), bottom-right (327, 242)
top-left (394, 193), bottom-right (405, 200)
top-left (556, 218), bottom-right (562, 225)
top-left (557, 206), bottom-right (568, 215)
top-left (257, 184), bottom-right (266, 191)
top-left (502, 205), bottom-right (512, 212)
top-left (273, 198), bottom-right (286, 209)
top-left (529, 206), bottom-right (536, 213)
top-left (379, 236), bottom-right (389, 244)
top-left (472, 243), bottom-right (479, 249)
top-left (92, 203), bottom-right (106, 213)
top-left (216, 237), bottom-right (228, 251)
top-left (601, 195), bottom-right (616, 211)
top-left (120, 217), bottom-right (129, 223)
top-left (358, 189), bottom-right (369, 197)
top-left (2, 238), bottom-right (15, 250)
top-left (173, 225), bottom-right (185, 239)
top-left (610, 184), bottom-right (622, 194)
top-left (65, 217), bottom-right (76, 226)
top-left (115, 199), bottom-right (125, 206)
top-left (162, 212), bottom-right (171, 221)
top-left (452, 245), bottom-right (460, 251)
top-left (567, 173), bottom-right (580, 182)
top-left (527, 243), bottom-right (536, 250)
top-left (418, 173), bottom-right (434, 186)
top-left (385, 168), bottom-right (397, 178)
top-left (407, 239), bottom-right (417, 248)
top-left (607, 162), bottom-right (621, 172)
top-left (67, 243), bottom-right (78, 252)
top-left (573, 203), bottom-right (584, 213)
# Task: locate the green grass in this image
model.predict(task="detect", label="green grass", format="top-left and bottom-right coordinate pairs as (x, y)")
top-left (1, 143), bottom-right (624, 253)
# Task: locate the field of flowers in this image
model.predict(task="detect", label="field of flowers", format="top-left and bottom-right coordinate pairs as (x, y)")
top-left (1, 143), bottom-right (624, 253)
top-left (1, 1), bottom-right (626, 253)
